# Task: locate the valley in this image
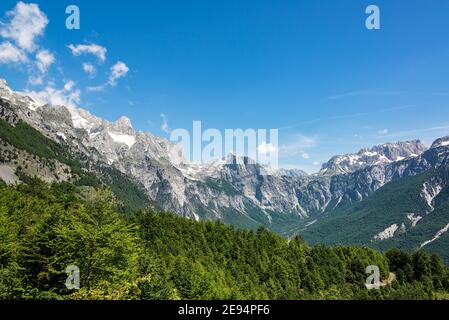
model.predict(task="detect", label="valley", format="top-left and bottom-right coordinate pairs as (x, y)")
top-left (1, 77), bottom-right (449, 264)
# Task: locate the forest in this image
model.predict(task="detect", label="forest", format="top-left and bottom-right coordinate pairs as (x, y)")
top-left (0, 178), bottom-right (448, 300)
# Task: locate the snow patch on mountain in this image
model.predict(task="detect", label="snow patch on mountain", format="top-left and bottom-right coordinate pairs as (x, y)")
top-left (56, 132), bottom-right (67, 141)
top-left (421, 180), bottom-right (443, 212)
top-left (108, 132), bottom-right (136, 148)
top-left (407, 213), bottom-right (423, 227)
top-left (305, 219), bottom-right (317, 227)
top-left (67, 107), bottom-right (92, 130)
top-left (374, 224), bottom-right (400, 241)
top-left (420, 223), bottom-right (449, 248)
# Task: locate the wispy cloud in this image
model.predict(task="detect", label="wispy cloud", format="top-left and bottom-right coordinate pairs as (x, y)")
top-left (328, 90), bottom-right (449, 100)
top-left (108, 61), bottom-right (129, 86)
top-left (0, 41), bottom-right (27, 63)
top-left (0, 1), bottom-right (48, 52)
top-left (35, 49), bottom-right (54, 73)
top-left (258, 142), bottom-right (278, 155)
top-left (26, 49), bottom-right (55, 86)
top-left (67, 43), bottom-right (107, 62)
top-left (160, 113), bottom-right (171, 133)
top-left (63, 80), bottom-right (75, 91)
top-left (87, 61), bottom-right (129, 92)
top-left (380, 124), bottom-right (449, 140)
top-left (26, 80), bottom-right (81, 108)
top-left (0, 2), bottom-right (132, 113)
top-left (280, 105), bottom-right (415, 131)
top-left (82, 63), bottom-right (96, 77)
top-left (0, 2), bottom-right (55, 87)
top-left (377, 128), bottom-right (389, 135)
top-left (279, 134), bottom-right (317, 158)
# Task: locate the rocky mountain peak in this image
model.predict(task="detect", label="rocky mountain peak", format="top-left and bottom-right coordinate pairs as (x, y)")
top-left (114, 116), bottom-right (133, 131)
top-left (0, 79), bottom-right (42, 112)
top-left (320, 140), bottom-right (427, 175)
top-left (3, 77), bottom-right (449, 230)
top-left (431, 136), bottom-right (449, 149)
top-left (0, 78), bottom-right (9, 89)
top-left (225, 154), bottom-right (256, 166)
top-left (0, 78), bottom-right (14, 100)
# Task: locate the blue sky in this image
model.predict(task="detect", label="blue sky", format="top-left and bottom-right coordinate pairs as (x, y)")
top-left (1, 0), bottom-right (449, 172)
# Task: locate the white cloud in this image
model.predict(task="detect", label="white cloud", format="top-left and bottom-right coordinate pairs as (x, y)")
top-left (27, 75), bottom-right (43, 86)
top-left (0, 4), bottom-right (55, 86)
top-left (258, 142), bottom-right (278, 155)
top-left (375, 124), bottom-right (449, 140)
top-left (63, 80), bottom-right (75, 92)
top-left (108, 61), bottom-right (129, 85)
top-left (0, 1), bottom-right (48, 52)
top-left (328, 90), bottom-right (449, 100)
top-left (0, 41), bottom-right (27, 63)
top-left (378, 128), bottom-right (389, 135)
top-left (160, 113), bottom-right (171, 133)
top-left (87, 61), bottom-right (129, 92)
top-left (313, 161), bottom-right (321, 166)
top-left (86, 84), bottom-right (106, 92)
top-left (26, 50), bottom-right (55, 86)
top-left (26, 81), bottom-right (80, 108)
top-left (35, 49), bottom-right (54, 73)
top-left (82, 63), bottom-right (96, 77)
top-left (67, 43), bottom-right (107, 62)
top-left (280, 135), bottom-right (317, 156)
top-left (278, 135), bottom-right (316, 166)
top-left (296, 135), bottom-right (316, 148)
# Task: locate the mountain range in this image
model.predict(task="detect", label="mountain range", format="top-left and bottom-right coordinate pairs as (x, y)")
top-left (1, 78), bottom-right (449, 262)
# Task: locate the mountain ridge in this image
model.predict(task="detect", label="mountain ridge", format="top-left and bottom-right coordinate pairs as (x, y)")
top-left (2, 77), bottom-right (449, 247)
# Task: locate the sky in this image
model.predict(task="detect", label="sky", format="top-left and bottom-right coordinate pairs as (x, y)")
top-left (1, 0), bottom-right (449, 173)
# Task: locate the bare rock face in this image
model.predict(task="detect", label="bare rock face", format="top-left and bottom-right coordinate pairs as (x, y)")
top-left (2, 78), bottom-right (449, 230)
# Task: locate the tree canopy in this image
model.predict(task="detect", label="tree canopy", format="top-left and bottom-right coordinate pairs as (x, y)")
top-left (0, 180), bottom-right (448, 300)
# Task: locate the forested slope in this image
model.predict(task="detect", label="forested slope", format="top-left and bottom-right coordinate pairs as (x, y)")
top-left (0, 180), bottom-right (448, 300)
top-left (302, 167), bottom-right (449, 264)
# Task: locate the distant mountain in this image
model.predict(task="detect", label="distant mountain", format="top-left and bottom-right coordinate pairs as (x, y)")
top-left (301, 163), bottom-right (449, 263)
top-left (2, 77), bottom-right (449, 260)
top-left (0, 79), bottom-right (151, 212)
top-left (319, 141), bottom-right (426, 175)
